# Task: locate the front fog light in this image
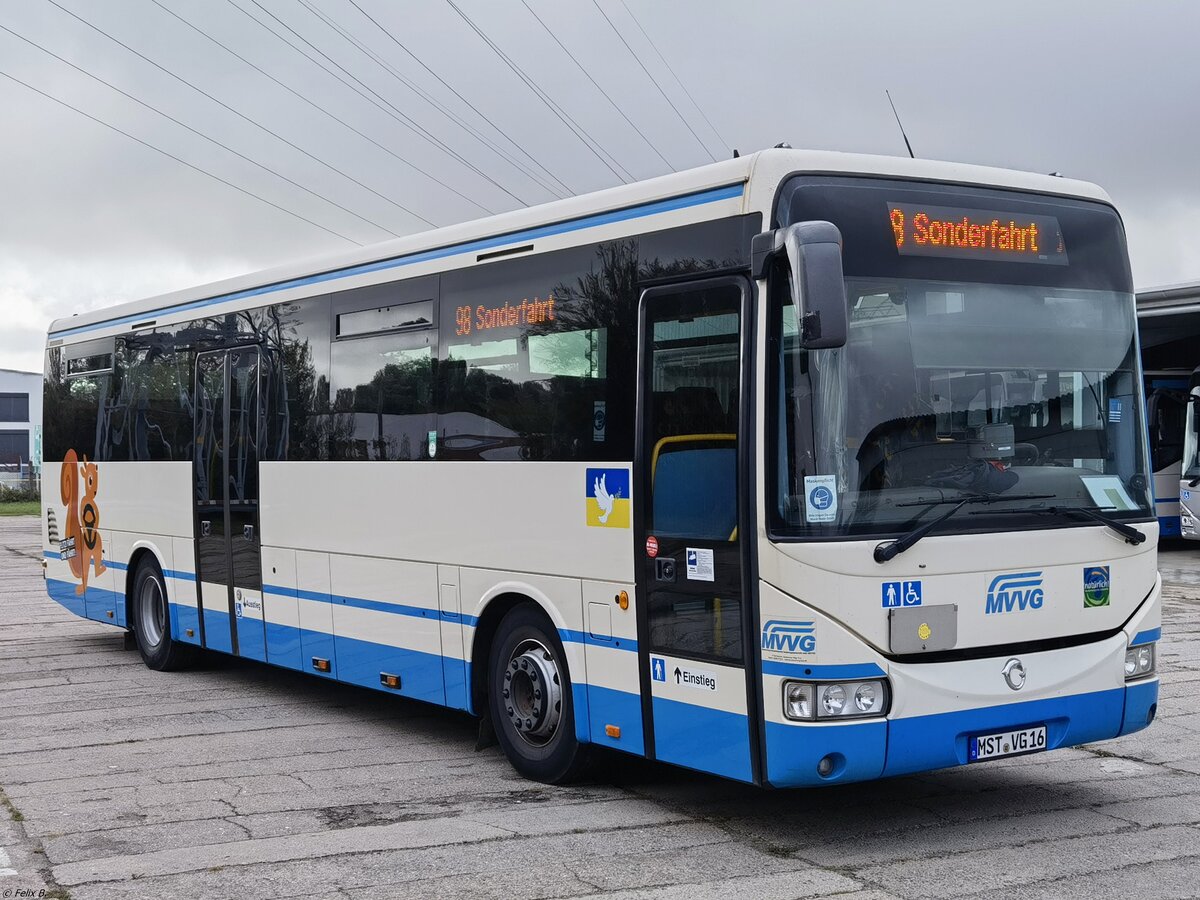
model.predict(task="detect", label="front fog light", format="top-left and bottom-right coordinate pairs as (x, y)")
top-left (820, 684), bottom-right (847, 716)
top-left (1125, 643), bottom-right (1156, 680)
top-left (783, 682), bottom-right (813, 720)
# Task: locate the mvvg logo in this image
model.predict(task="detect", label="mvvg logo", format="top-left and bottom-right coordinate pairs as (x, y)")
top-left (985, 572), bottom-right (1045, 615)
top-left (762, 620), bottom-right (816, 654)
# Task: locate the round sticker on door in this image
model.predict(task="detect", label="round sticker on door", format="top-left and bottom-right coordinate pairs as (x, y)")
top-left (646, 535), bottom-right (659, 558)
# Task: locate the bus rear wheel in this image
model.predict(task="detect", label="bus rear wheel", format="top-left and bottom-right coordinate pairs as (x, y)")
top-left (488, 604), bottom-right (590, 783)
top-left (131, 556), bottom-right (198, 671)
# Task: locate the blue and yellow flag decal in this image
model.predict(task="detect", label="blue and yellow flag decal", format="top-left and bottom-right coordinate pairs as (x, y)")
top-left (586, 468), bottom-right (631, 528)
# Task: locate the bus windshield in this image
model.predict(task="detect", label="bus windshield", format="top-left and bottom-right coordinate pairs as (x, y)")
top-left (770, 178), bottom-right (1152, 538)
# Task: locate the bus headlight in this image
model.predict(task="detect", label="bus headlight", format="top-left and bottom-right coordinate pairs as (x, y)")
top-left (782, 679), bottom-right (889, 720)
top-left (783, 682), bottom-right (813, 720)
top-left (1124, 644), bottom-right (1155, 680)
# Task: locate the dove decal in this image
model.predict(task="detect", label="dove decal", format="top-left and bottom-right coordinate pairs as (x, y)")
top-left (585, 468), bottom-right (631, 528)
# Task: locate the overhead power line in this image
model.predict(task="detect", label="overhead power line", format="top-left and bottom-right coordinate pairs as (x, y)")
top-left (44, 0), bottom-right (428, 231)
top-left (301, 0), bottom-right (562, 201)
top-left (590, 0), bottom-right (716, 163)
top-left (342, 0), bottom-right (572, 197)
top-left (146, 0), bottom-right (482, 219)
top-left (0, 68), bottom-right (361, 245)
top-left (443, 0), bottom-right (635, 187)
top-left (619, 0), bottom-right (729, 157)
top-left (518, 0), bottom-right (676, 174)
top-left (235, 0), bottom-right (524, 209)
top-left (0, 20), bottom-right (409, 240)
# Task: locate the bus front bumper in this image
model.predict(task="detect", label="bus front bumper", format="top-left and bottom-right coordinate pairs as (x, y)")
top-left (764, 639), bottom-right (1159, 788)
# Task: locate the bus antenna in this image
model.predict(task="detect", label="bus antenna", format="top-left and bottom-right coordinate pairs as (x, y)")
top-left (886, 90), bottom-right (916, 159)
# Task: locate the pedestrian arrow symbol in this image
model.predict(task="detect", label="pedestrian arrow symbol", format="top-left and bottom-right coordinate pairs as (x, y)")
top-left (883, 580), bottom-right (922, 608)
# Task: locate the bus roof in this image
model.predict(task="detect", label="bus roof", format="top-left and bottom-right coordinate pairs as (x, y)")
top-left (48, 148), bottom-right (1112, 341)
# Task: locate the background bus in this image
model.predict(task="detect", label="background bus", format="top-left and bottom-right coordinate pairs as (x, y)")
top-left (42, 149), bottom-right (1160, 787)
top-left (1138, 281), bottom-right (1200, 538)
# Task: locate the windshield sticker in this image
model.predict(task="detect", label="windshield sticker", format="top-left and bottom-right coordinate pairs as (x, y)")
top-left (586, 468), bottom-right (630, 528)
top-left (804, 474), bottom-right (838, 523)
top-left (883, 580), bottom-right (923, 608)
top-left (1083, 566), bottom-right (1111, 608)
top-left (686, 547), bottom-right (714, 582)
top-left (1081, 476), bottom-right (1137, 512)
top-left (1108, 398), bottom-right (1123, 423)
top-left (985, 572), bottom-right (1044, 615)
top-left (762, 619), bottom-right (817, 661)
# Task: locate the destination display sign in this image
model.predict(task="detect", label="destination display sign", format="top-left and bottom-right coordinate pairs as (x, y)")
top-left (454, 295), bottom-right (557, 337)
top-left (888, 203), bottom-right (1068, 265)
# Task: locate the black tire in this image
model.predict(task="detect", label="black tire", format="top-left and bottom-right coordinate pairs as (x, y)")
top-left (131, 556), bottom-right (199, 671)
top-left (488, 603), bottom-right (591, 783)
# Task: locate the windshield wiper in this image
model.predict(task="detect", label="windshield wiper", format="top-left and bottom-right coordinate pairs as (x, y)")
top-left (974, 505), bottom-right (1147, 545)
top-left (873, 492), bottom-right (1055, 563)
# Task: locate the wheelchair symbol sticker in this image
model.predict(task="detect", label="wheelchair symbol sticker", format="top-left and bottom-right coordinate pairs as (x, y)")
top-left (882, 581), bottom-right (922, 608)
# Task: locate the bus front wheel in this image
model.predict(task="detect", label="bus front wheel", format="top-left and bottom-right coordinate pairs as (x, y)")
top-left (131, 556), bottom-right (198, 671)
top-left (488, 604), bottom-right (590, 783)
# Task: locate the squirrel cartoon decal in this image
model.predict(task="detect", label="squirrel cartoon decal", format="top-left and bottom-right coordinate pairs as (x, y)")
top-left (60, 449), bottom-right (106, 594)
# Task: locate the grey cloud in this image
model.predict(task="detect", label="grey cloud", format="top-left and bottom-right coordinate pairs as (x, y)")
top-left (1, 0), bottom-right (1198, 374)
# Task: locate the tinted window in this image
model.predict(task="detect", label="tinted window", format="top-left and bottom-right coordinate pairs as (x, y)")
top-left (331, 334), bottom-right (434, 460)
top-left (112, 330), bottom-right (194, 461)
top-left (0, 393), bottom-right (30, 422)
top-left (0, 431), bottom-right (28, 465)
top-left (43, 346), bottom-right (112, 462)
top-left (329, 277), bottom-right (435, 461)
top-left (263, 297), bottom-right (332, 462)
top-left (439, 241), bottom-right (638, 461)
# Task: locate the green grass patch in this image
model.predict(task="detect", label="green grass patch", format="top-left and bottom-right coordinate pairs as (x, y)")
top-left (0, 789), bottom-right (23, 822)
top-left (0, 501), bottom-right (39, 517)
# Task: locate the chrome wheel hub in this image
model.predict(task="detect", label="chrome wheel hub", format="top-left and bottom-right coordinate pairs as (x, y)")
top-left (502, 639), bottom-right (563, 746)
top-left (139, 576), bottom-right (166, 648)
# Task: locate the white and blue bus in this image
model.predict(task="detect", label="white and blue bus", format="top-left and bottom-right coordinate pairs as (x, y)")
top-left (1138, 283), bottom-right (1200, 539)
top-left (42, 149), bottom-right (1160, 786)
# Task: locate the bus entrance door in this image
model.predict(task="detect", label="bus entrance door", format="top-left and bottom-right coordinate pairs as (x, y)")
top-left (193, 346), bottom-right (267, 661)
top-left (634, 277), bottom-right (758, 784)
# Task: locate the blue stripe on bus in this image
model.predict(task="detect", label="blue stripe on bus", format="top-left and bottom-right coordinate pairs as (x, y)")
top-left (46, 550), bottom-right (196, 586)
top-left (764, 719), bottom-right (887, 787)
top-left (585, 683), bottom-right (645, 755)
top-left (262, 583), bottom-right (482, 627)
top-left (559, 629), bottom-right (638, 653)
top-left (1131, 627), bottom-right (1161, 646)
top-left (882, 687), bottom-right (1126, 778)
top-left (1121, 678), bottom-right (1159, 735)
top-left (1155, 496), bottom-right (1180, 504)
top-left (49, 183), bottom-right (746, 339)
top-left (47, 578), bottom-right (123, 626)
top-left (651, 696), bottom-right (753, 783)
top-left (761, 660), bottom-right (886, 680)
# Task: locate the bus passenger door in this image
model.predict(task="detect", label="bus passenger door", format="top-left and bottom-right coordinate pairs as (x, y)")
top-left (193, 346), bottom-right (267, 660)
top-left (634, 276), bottom-right (758, 784)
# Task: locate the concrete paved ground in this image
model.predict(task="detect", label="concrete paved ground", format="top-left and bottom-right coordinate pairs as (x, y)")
top-left (1, 516), bottom-right (1198, 900)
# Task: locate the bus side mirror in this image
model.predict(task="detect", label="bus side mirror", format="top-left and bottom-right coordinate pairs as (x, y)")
top-left (752, 221), bottom-right (848, 349)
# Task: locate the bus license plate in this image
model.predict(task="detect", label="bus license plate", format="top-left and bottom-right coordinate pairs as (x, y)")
top-left (969, 725), bottom-right (1047, 762)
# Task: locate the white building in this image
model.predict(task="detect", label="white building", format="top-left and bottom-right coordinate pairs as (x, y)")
top-left (0, 368), bottom-right (42, 480)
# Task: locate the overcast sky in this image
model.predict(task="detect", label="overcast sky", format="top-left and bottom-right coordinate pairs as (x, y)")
top-left (2, 0), bottom-right (1198, 373)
